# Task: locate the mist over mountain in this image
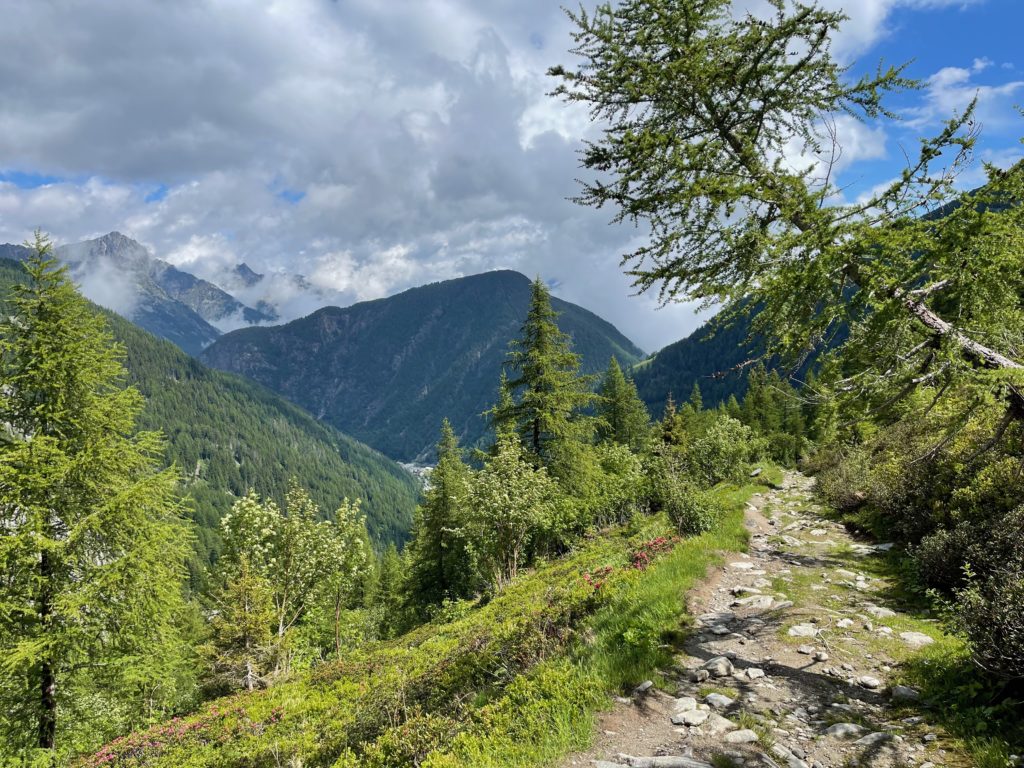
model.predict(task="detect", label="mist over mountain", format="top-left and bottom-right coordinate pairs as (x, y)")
top-left (201, 269), bottom-right (646, 461)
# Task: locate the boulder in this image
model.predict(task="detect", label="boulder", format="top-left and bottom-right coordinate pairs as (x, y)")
top-left (788, 623), bottom-right (817, 638)
top-left (702, 656), bottom-right (734, 677)
top-left (899, 631), bottom-right (934, 649)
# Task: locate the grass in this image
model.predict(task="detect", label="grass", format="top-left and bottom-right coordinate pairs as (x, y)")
top-left (431, 481), bottom-right (757, 767)
top-left (78, 480), bottom-right (762, 768)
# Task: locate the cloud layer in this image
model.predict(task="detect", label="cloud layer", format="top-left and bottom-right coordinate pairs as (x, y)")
top-left (0, 0), bottom-right (1017, 350)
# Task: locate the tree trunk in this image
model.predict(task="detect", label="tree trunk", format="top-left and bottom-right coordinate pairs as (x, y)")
top-left (37, 550), bottom-right (56, 750)
top-left (334, 596), bottom-right (342, 656)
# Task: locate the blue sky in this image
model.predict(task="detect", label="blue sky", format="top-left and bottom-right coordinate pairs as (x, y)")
top-left (0, 0), bottom-right (1021, 350)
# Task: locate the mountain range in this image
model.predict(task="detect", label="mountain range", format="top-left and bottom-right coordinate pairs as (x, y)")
top-left (0, 257), bottom-right (420, 570)
top-left (3, 229), bottom-right (765, 464)
top-left (200, 270), bottom-right (646, 461)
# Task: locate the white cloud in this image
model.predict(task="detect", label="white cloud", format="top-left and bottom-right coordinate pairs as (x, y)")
top-left (0, 0), bottom-right (1006, 351)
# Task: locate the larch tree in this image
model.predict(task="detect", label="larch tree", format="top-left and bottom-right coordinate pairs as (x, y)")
top-left (203, 557), bottom-right (274, 693)
top-left (0, 234), bottom-right (192, 754)
top-left (596, 356), bottom-right (651, 451)
top-left (498, 277), bottom-right (597, 462)
top-left (550, 0), bottom-right (1024, 442)
top-left (406, 419), bottom-right (473, 613)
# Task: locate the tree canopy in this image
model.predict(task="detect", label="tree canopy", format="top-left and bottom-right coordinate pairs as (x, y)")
top-left (551, 0), bottom-right (1024, 435)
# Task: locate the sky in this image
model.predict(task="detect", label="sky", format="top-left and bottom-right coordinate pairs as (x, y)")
top-left (0, 0), bottom-right (1022, 352)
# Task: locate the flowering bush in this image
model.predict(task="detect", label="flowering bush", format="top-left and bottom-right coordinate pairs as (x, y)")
top-left (630, 536), bottom-right (680, 570)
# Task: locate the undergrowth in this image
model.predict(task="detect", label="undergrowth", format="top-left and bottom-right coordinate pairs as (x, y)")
top-left (77, 481), bottom-right (761, 768)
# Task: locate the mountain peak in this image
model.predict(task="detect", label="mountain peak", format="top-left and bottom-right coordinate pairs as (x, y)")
top-left (232, 262), bottom-right (264, 287)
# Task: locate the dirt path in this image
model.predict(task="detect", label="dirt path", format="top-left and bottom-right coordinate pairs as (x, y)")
top-left (561, 471), bottom-right (958, 768)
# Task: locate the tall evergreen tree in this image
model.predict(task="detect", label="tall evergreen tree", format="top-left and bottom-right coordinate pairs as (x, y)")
top-left (0, 235), bottom-right (193, 754)
top-left (406, 420), bottom-right (473, 613)
top-left (498, 277), bottom-right (596, 461)
top-left (596, 357), bottom-right (650, 451)
top-left (688, 381), bottom-right (703, 413)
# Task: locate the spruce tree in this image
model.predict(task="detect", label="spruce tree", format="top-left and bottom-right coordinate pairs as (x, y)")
top-left (406, 420), bottom-right (472, 613)
top-left (688, 381), bottom-right (703, 412)
top-left (499, 277), bottom-right (596, 461)
top-left (596, 357), bottom-right (650, 451)
top-left (0, 234), bottom-right (192, 753)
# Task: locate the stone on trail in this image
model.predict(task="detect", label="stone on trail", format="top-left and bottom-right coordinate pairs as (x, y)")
top-left (703, 712), bottom-right (737, 735)
top-left (837, 618), bottom-right (855, 629)
top-left (702, 656), bottom-right (734, 677)
top-left (732, 594), bottom-right (775, 610)
top-left (710, 624), bottom-right (731, 635)
top-left (890, 685), bottom-right (920, 702)
top-left (745, 668), bottom-right (766, 680)
top-left (866, 605), bottom-right (896, 618)
top-left (673, 696), bottom-right (698, 713)
top-left (613, 756), bottom-right (713, 768)
top-left (899, 631), bottom-right (934, 648)
top-left (813, 650), bottom-right (829, 662)
top-left (826, 722), bottom-right (866, 739)
top-left (788, 623), bottom-right (817, 638)
top-left (725, 729), bottom-right (759, 744)
top-left (634, 680), bottom-right (654, 694)
top-left (705, 692), bottom-right (734, 710)
top-left (688, 668), bottom-right (711, 683)
top-left (797, 644), bottom-right (815, 655)
top-left (854, 732), bottom-right (891, 747)
top-left (858, 675), bottom-right (883, 689)
top-left (675, 709), bottom-right (709, 726)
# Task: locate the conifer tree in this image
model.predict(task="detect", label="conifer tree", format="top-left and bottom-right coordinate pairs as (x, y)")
top-left (406, 420), bottom-right (472, 613)
top-left (203, 558), bottom-right (274, 693)
top-left (0, 234), bottom-right (192, 753)
top-left (373, 544), bottom-right (405, 638)
top-left (596, 357), bottom-right (650, 451)
top-left (498, 278), bottom-right (596, 461)
top-left (688, 381), bottom-right (703, 413)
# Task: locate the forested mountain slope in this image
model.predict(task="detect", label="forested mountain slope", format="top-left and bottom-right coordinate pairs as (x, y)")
top-left (0, 258), bottom-right (419, 564)
top-left (200, 269), bottom-right (645, 460)
top-left (632, 310), bottom-right (759, 416)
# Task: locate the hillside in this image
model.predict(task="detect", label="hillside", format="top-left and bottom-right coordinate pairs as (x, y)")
top-left (0, 258), bottom-right (419, 564)
top-left (200, 270), bottom-right (646, 460)
top-left (632, 310), bottom-right (760, 417)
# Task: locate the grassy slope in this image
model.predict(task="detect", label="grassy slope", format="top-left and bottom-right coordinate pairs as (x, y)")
top-left (79, 481), bottom-right (765, 768)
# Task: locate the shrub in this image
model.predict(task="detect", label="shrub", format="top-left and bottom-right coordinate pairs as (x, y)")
top-left (661, 478), bottom-right (721, 536)
top-left (957, 561), bottom-right (1024, 681)
top-left (686, 416), bottom-right (754, 486)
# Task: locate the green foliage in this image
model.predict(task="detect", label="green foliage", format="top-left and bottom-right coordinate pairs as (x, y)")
top-left (214, 485), bottom-right (371, 677)
top-left (405, 420), bottom-right (474, 615)
top-left (201, 558), bottom-right (275, 694)
top-left (0, 237), bottom-right (195, 758)
top-left (687, 415), bottom-right (755, 486)
top-left (596, 356), bottom-right (651, 451)
top-left (467, 431), bottom-right (557, 589)
top-left (495, 277), bottom-right (597, 461)
top-left (199, 270), bottom-right (644, 462)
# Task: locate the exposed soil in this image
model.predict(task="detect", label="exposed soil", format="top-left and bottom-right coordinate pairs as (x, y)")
top-left (561, 471), bottom-right (960, 768)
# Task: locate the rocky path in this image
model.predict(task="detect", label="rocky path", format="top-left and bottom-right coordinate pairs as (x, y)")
top-left (562, 471), bottom-right (958, 768)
